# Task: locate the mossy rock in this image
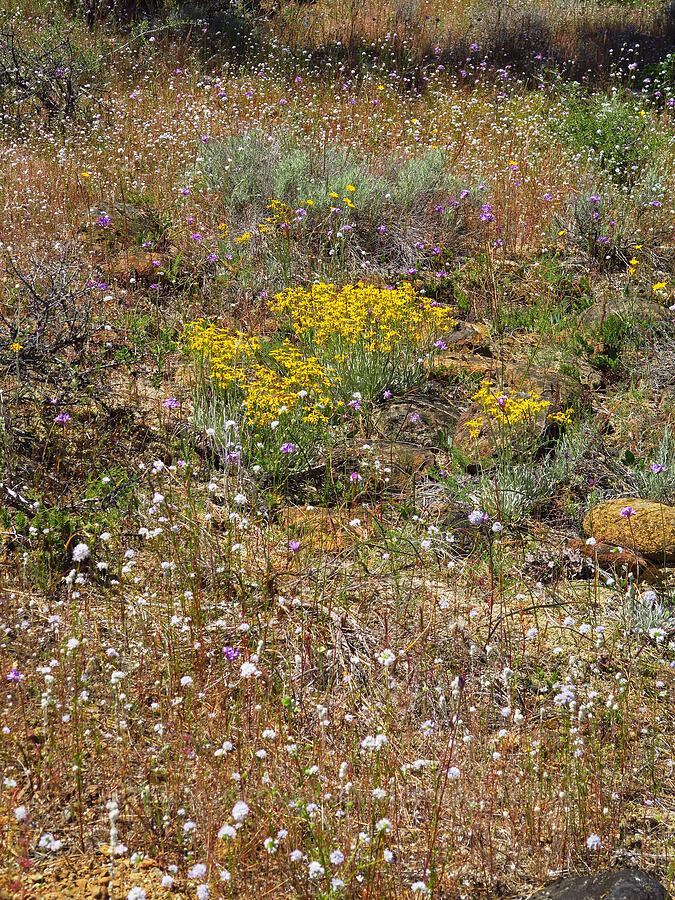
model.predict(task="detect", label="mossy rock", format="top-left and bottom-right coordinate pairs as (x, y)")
top-left (584, 497), bottom-right (675, 564)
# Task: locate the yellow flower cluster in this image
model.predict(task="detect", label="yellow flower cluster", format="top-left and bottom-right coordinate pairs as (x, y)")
top-left (547, 407), bottom-right (575, 426)
top-left (266, 198), bottom-right (292, 226)
top-left (183, 321), bottom-right (333, 425)
top-left (271, 282), bottom-right (454, 353)
top-left (465, 380), bottom-right (552, 438)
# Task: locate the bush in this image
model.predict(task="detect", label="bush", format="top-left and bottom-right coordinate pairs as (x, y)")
top-left (557, 88), bottom-right (661, 187)
top-left (199, 133), bottom-right (480, 285)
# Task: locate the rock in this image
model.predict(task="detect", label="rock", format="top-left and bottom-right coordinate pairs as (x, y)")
top-left (530, 868), bottom-right (665, 900)
top-left (374, 396), bottom-right (456, 446)
top-left (89, 882), bottom-right (109, 900)
top-left (442, 320), bottom-right (491, 352)
top-left (364, 440), bottom-right (435, 487)
top-left (565, 538), bottom-right (652, 577)
top-left (112, 250), bottom-right (171, 283)
top-left (584, 498), bottom-right (675, 564)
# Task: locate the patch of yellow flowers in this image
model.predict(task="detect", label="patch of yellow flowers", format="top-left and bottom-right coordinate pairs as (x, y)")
top-left (183, 321), bottom-right (334, 425)
top-left (465, 381), bottom-right (573, 438)
top-left (271, 281), bottom-right (454, 353)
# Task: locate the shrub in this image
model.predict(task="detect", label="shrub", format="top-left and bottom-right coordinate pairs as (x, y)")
top-left (199, 133), bottom-right (479, 284)
top-left (557, 88), bottom-right (661, 187)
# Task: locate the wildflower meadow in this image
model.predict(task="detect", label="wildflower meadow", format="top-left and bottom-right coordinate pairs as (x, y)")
top-left (1, 0), bottom-right (675, 898)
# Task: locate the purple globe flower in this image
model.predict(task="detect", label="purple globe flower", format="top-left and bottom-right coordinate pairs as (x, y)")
top-left (289, 540), bottom-right (301, 553)
top-left (280, 442), bottom-right (297, 454)
top-left (650, 463), bottom-right (665, 474)
top-left (620, 506), bottom-right (636, 518)
top-left (163, 397), bottom-right (180, 409)
top-left (54, 413), bottom-right (72, 424)
top-left (223, 646), bottom-right (241, 661)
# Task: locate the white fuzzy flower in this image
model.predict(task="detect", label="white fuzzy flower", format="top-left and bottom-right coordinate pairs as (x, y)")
top-left (188, 863), bottom-right (206, 879)
top-left (586, 833), bottom-right (602, 851)
top-left (127, 889), bottom-right (146, 900)
top-left (308, 860), bottom-right (325, 879)
top-left (240, 662), bottom-right (258, 679)
top-left (378, 648), bottom-right (396, 667)
top-left (232, 800), bottom-right (250, 822)
top-left (72, 542), bottom-right (90, 562)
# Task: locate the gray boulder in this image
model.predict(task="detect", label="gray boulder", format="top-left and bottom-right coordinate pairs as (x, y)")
top-left (530, 869), bottom-right (665, 900)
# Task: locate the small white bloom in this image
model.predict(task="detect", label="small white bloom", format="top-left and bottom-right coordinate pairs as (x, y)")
top-left (72, 542), bottom-right (90, 562)
top-left (586, 833), bottom-right (602, 851)
top-left (188, 863), bottom-right (206, 879)
top-left (232, 800), bottom-right (250, 822)
top-left (378, 648), bottom-right (396, 667)
top-left (308, 860), bottom-right (325, 879)
top-left (240, 662), bottom-right (258, 679)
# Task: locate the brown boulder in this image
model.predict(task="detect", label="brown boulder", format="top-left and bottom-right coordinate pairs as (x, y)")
top-left (584, 498), bottom-right (675, 564)
top-left (112, 250), bottom-right (171, 282)
top-left (565, 538), bottom-right (651, 576)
